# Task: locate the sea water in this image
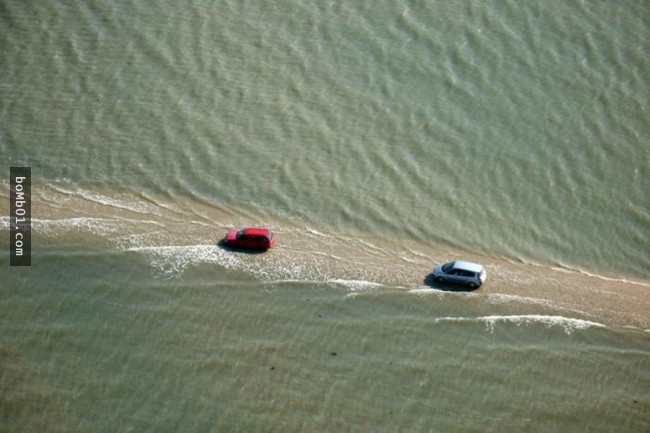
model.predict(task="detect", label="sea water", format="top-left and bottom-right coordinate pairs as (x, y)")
top-left (1, 1), bottom-right (648, 431)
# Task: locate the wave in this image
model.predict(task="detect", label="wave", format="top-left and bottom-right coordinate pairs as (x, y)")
top-left (121, 244), bottom-right (382, 283)
top-left (326, 279), bottom-right (385, 291)
top-left (0, 216), bottom-right (126, 237)
top-left (433, 315), bottom-right (606, 334)
top-left (123, 244), bottom-right (243, 279)
top-left (47, 185), bottom-right (158, 215)
top-left (558, 266), bottom-right (650, 289)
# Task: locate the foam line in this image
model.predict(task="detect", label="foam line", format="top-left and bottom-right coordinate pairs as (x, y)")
top-left (326, 279), bottom-right (384, 291)
top-left (123, 244), bottom-right (245, 279)
top-left (46, 185), bottom-right (156, 215)
top-left (433, 315), bottom-right (605, 334)
top-left (32, 217), bottom-right (124, 236)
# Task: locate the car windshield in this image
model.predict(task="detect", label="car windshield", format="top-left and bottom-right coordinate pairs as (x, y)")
top-left (441, 262), bottom-right (455, 272)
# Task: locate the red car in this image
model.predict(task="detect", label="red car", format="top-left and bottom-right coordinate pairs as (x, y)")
top-left (223, 227), bottom-right (275, 251)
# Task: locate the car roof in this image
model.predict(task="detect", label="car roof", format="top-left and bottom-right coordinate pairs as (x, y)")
top-left (242, 227), bottom-right (272, 236)
top-left (452, 260), bottom-right (484, 272)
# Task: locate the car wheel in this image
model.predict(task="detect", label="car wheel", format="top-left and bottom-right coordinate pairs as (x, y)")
top-left (468, 282), bottom-right (478, 289)
top-left (436, 276), bottom-right (445, 283)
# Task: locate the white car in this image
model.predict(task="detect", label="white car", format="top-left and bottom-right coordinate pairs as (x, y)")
top-left (432, 260), bottom-right (486, 289)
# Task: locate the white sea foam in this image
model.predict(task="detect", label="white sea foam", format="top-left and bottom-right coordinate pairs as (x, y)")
top-left (407, 287), bottom-right (474, 298)
top-left (123, 243), bottom-right (311, 281)
top-left (547, 262), bottom-right (650, 288)
top-left (124, 244), bottom-right (245, 279)
top-left (433, 315), bottom-right (605, 334)
top-left (0, 216), bottom-right (119, 236)
top-left (33, 217), bottom-right (124, 237)
top-left (486, 293), bottom-right (566, 310)
top-left (46, 185), bottom-right (155, 215)
top-left (408, 288), bottom-right (440, 295)
top-left (327, 279), bottom-right (384, 291)
top-left (306, 228), bottom-right (330, 237)
top-left (574, 268), bottom-right (650, 288)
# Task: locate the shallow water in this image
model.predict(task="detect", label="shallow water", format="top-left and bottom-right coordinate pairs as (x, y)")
top-left (2, 243), bottom-right (649, 432)
top-left (1, 1), bottom-right (649, 431)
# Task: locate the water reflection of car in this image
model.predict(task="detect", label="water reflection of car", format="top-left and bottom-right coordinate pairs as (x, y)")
top-left (432, 260), bottom-right (486, 289)
top-left (223, 227), bottom-right (275, 251)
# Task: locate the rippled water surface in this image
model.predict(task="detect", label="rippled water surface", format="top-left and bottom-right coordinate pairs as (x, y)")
top-left (1, 1), bottom-right (649, 431)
